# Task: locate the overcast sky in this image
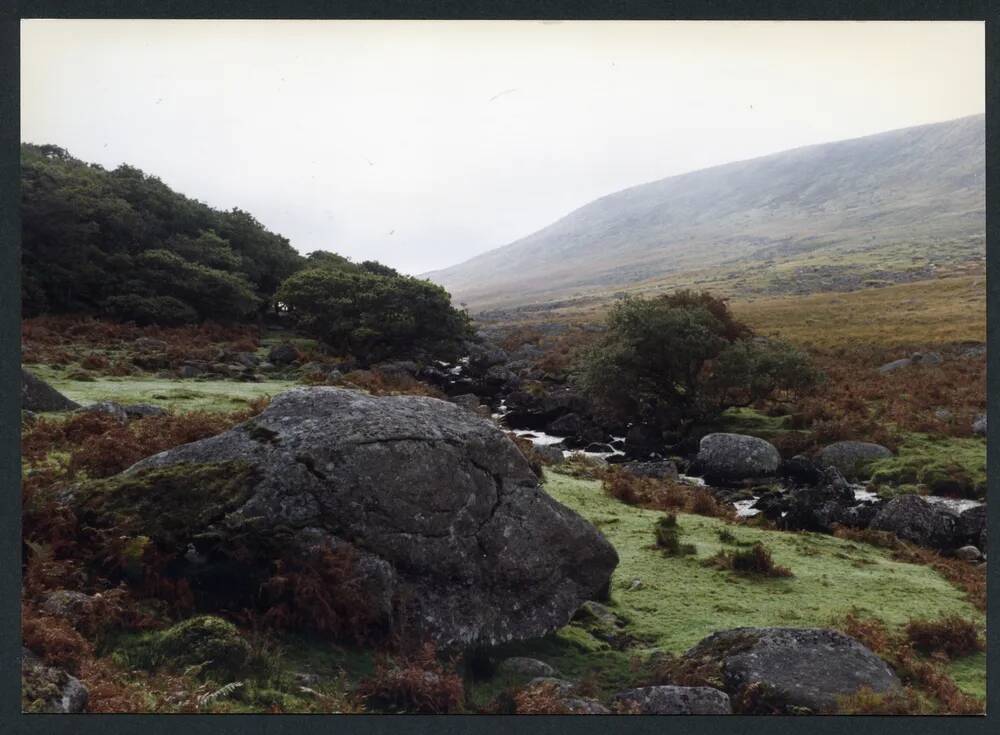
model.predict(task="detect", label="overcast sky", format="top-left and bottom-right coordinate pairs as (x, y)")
top-left (21, 20), bottom-right (984, 275)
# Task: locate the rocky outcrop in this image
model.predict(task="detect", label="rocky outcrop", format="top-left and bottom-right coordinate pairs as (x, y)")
top-left (21, 368), bottom-right (80, 412)
top-left (75, 387), bottom-right (618, 649)
top-left (817, 441), bottom-right (892, 480)
top-left (612, 685), bottom-right (732, 715)
top-left (692, 433), bottom-right (781, 484)
top-left (677, 628), bottom-right (900, 714)
top-left (21, 648), bottom-right (88, 713)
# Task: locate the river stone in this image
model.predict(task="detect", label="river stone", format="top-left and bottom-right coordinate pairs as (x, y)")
top-left (869, 494), bottom-right (958, 549)
top-left (679, 628), bottom-right (900, 714)
top-left (612, 685), bottom-right (732, 714)
top-left (694, 433), bottom-right (781, 483)
top-left (817, 441), bottom-right (892, 480)
top-left (21, 368), bottom-right (80, 412)
top-left (115, 387), bottom-right (619, 648)
top-left (21, 648), bottom-right (88, 713)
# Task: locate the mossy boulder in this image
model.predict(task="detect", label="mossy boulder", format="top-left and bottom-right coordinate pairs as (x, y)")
top-left (817, 441), bottom-right (892, 480)
top-left (156, 616), bottom-right (251, 674)
top-left (73, 387), bottom-right (618, 649)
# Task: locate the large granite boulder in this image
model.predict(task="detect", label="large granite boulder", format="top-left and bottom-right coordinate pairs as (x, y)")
top-left (21, 368), bottom-right (79, 412)
top-left (693, 433), bottom-right (781, 483)
top-left (72, 388), bottom-right (618, 648)
top-left (677, 628), bottom-right (900, 714)
top-left (869, 494), bottom-right (959, 549)
top-left (817, 441), bottom-right (892, 480)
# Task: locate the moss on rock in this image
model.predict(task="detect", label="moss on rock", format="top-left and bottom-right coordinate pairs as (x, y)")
top-left (74, 461), bottom-right (259, 550)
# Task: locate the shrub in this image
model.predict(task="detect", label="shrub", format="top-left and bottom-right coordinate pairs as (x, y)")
top-left (277, 268), bottom-right (472, 363)
top-left (654, 514), bottom-right (696, 556)
top-left (512, 680), bottom-right (571, 714)
top-left (706, 543), bottom-right (792, 578)
top-left (574, 291), bottom-right (817, 435)
top-left (831, 611), bottom-right (984, 714)
top-left (259, 543), bottom-right (381, 644)
top-left (904, 616), bottom-right (983, 659)
top-left (357, 643), bottom-right (464, 714)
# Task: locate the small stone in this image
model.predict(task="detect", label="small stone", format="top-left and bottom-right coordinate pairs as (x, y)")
top-left (955, 545), bottom-right (982, 562)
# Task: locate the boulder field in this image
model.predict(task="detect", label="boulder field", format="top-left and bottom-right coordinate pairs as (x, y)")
top-left (70, 387), bottom-right (618, 648)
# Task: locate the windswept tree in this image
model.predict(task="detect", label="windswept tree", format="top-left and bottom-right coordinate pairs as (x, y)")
top-left (574, 290), bottom-right (818, 438)
top-left (276, 267), bottom-right (472, 363)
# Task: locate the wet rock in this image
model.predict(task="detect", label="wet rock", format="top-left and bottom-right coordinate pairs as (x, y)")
top-left (957, 505), bottom-right (987, 550)
top-left (612, 685), bottom-right (732, 714)
top-left (620, 460), bottom-right (679, 481)
top-left (693, 433), bottom-right (781, 484)
top-left (21, 368), bottom-right (80, 412)
top-left (779, 455), bottom-right (824, 486)
top-left (870, 494), bottom-right (958, 549)
top-left (817, 441), bottom-right (892, 480)
top-left (624, 423), bottom-right (664, 459)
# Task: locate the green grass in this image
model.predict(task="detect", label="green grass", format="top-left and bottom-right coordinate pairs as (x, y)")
top-left (718, 406), bottom-right (796, 440)
top-left (947, 652), bottom-right (987, 700)
top-left (869, 433), bottom-right (987, 499)
top-left (490, 470), bottom-right (986, 700)
top-left (33, 366), bottom-right (298, 413)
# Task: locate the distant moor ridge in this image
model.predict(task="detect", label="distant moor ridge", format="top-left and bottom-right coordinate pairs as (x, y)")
top-left (426, 115), bottom-right (985, 311)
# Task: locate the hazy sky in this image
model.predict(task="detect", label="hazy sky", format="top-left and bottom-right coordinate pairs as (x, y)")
top-left (21, 20), bottom-right (984, 275)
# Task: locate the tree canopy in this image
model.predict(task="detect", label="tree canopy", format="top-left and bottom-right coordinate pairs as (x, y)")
top-left (573, 291), bottom-right (818, 436)
top-left (21, 143), bottom-right (303, 323)
top-left (276, 267), bottom-right (472, 363)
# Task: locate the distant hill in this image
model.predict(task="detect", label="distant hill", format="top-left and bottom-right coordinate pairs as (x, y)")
top-left (426, 115), bottom-right (985, 312)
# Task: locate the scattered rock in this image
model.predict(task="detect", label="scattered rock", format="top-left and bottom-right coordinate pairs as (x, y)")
top-left (972, 414), bottom-right (986, 437)
top-left (21, 368), bottom-right (80, 412)
top-left (21, 648), bottom-right (88, 713)
top-left (40, 590), bottom-right (97, 629)
top-left (693, 433), bottom-right (781, 483)
top-left (91, 387), bottom-right (618, 648)
top-left (620, 460), bottom-right (679, 481)
top-left (533, 445), bottom-right (566, 464)
top-left (612, 685), bottom-right (732, 715)
top-left (678, 627), bottom-right (900, 714)
top-left (78, 400), bottom-right (129, 424)
top-left (497, 657), bottom-right (557, 679)
top-left (954, 545), bottom-right (982, 562)
top-left (870, 494), bottom-right (957, 549)
top-left (778, 454), bottom-right (824, 486)
top-left (267, 342), bottom-right (301, 365)
top-left (624, 423), bottom-right (664, 459)
top-left (877, 358), bottom-right (912, 374)
top-left (817, 441), bottom-right (892, 480)
top-left (911, 352), bottom-right (943, 366)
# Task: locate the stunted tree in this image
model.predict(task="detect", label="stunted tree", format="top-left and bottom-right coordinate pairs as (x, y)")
top-left (574, 290), bottom-right (818, 437)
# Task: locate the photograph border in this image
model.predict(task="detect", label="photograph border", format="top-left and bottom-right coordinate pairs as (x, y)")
top-left (0, 2), bottom-right (996, 734)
